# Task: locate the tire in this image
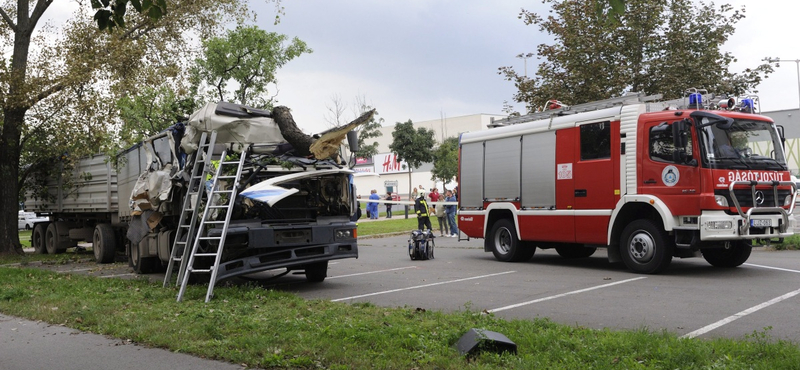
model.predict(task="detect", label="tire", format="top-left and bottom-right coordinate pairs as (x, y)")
top-left (305, 261), bottom-right (328, 282)
top-left (93, 224), bottom-right (117, 264)
top-left (702, 241), bottom-right (752, 268)
top-left (619, 220), bottom-right (673, 274)
top-left (32, 223), bottom-right (48, 254)
top-left (555, 244), bottom-right (597, 259)
top-left (488, 219), bottom-right (535, 262)
top-left (45, 223), bottom-right (65, 255)
top-left (129, 240), bottom-right (159, 274)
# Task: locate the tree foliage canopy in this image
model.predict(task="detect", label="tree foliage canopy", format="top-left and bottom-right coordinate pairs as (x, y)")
top-left (389, 120), bottom-right (435, 171)
top-left (431, 136), bottom-right (458, 186)
top-left (192, 25), bottom-right (311, 109)
top-left (0, 0), bottom-right (250, 254)
top-left (499, 0), bottom-right (773, 112)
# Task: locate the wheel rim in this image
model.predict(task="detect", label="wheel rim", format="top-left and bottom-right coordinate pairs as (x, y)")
top-left (494, 227), bottom-right (512, 255)
top-left (627, 230), bottom-right (656, 263)
top-left (93, 230), bottom-right (101, 260)
top-left (46, 229), bottom-right (55, 253)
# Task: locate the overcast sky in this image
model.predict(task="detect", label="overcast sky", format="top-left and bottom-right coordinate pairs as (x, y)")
top-left (252, 0), bottom-right (800, 135)
top-left (38, 1), bottom-right (800, 135)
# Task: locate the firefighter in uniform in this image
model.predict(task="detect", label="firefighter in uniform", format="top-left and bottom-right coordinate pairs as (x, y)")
top-left (414, 194), bottom-right (433, 231)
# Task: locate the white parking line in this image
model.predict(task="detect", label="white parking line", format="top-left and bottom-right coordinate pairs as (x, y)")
top-left (487, 277), bottom-right (648, 313)
top-left (331, 271), bottom-right (516, 302)
top-left (328, 266), bottom-right (418, 279)
top-left (56, 268), bottom-right (94, 273)
top-left (682, 287), bottom-right (800, 339)
top-left (98, 273), bottom-right (136, 278)
top-left (744, 263), bottom-right (800, 274)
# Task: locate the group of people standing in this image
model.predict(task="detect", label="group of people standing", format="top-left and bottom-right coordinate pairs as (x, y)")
top-left (413, 187), bottom-right (458, 237)
top-left (364, 185), bottom-right (459, 237)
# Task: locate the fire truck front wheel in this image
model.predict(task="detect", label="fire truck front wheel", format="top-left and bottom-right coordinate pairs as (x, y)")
top-left (489, 219), bottom-right (535, 262)
top-left (620, 220), bottom-right (673, 274)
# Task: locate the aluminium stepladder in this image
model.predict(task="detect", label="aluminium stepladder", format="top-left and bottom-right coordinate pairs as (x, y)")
top-left (175, 138), bottom-right (249, 302)
top-left (163, 131), bottom-right (217, 289)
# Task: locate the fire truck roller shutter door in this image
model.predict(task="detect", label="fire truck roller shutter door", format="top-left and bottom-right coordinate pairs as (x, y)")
top-left (460, 142), bottom-right (484, 208)
top-left (521, 132), bottom-right (556, 208)
top-left (484, 137), bottom-right (521, 201)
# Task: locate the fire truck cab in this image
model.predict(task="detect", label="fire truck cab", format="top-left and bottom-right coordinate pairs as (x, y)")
top-left (458, 92), bottom-right (796, 274)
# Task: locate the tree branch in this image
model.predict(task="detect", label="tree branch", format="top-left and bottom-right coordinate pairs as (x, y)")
top-left (0, 6), bottom-right (17, 32)
top-left (29, 0), bottom-right (54, 31)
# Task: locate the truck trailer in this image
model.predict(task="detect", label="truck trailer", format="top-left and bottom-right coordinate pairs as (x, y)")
top-left (25, 102), bottom-right (360, 300)
top-left (458, 91), bottom-right (796, 274)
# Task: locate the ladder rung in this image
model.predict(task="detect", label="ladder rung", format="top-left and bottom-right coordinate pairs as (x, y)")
top-left (175, 241), bottom-right (187, 245)
top-left (215, 176), bottom-right (237, 180)
top-left (190, 269), bottom-right (212, 273)
top-left (204, 221), bottom-right (225, 224)
top-left (179, 225), bottom-right (191, 228)
top-left (193, 253), bottom-right (218, 257)
top-left (212, 189), bottom-right (235, 194)
top-left (221, 161), bottom-right (241, 165)
top-left (208, 205), bottom-right (229, 209)
top-left (171, 257), bottom-right (182, 262)
top-left (198, 236), bottom-right (222, 240)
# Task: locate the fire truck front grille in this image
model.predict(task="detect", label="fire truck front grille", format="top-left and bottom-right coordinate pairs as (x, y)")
top-left (717, 189), bottom-right (793, 208)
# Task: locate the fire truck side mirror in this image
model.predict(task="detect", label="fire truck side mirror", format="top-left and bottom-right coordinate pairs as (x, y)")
top-left (671, 120), bottom-right (693, 165)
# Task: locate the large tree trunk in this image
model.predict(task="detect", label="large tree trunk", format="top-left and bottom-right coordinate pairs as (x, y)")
top-left (272, 106), bottom-right (315, 157)
top-left (0, 107), bottom-right (25, 256)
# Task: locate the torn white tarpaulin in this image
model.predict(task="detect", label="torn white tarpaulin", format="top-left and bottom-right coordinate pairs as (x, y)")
top-left (181, 102), bottom-right (287, 154)
top-left (129, 166), bottom-right (174, 215)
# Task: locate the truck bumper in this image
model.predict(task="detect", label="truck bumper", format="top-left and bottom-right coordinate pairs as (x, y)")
top-left (699, 211), bottom-right (795, 241)
top-left (207, 222), bottom-right (358, 281)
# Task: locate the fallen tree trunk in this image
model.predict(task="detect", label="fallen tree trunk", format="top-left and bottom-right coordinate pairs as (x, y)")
top-left (272, 106), bottom-right (376, 159)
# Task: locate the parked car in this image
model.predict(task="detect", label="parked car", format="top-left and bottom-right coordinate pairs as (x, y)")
top-left (18, 211), bottom-right (49, 230)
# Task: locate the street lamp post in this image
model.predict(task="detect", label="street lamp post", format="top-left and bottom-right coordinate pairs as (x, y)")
top-left (763, 57), bottom-right (800, 109)
top-left (516, 53), bottom-right (534, 78)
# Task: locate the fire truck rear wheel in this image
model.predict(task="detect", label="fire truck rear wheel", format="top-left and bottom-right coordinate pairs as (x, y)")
top-left (620, 220), bottom-right (673, 274)
top-left (702, 241), bottom-right (752, 268)
top-left (489, 219), bottom-right (535, 262)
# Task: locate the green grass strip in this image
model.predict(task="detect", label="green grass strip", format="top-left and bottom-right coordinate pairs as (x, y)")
top-left (1, 266), bottom-right (799, 369)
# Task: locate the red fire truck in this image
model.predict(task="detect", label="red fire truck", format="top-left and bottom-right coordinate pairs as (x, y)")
top-left (458, 92), bottom-right (796, 274)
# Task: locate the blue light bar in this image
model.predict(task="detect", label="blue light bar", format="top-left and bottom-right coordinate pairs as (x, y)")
top-left (688, 93), bottom-right (702, 107)
top-left (740, 98), bottom-right (754, 113)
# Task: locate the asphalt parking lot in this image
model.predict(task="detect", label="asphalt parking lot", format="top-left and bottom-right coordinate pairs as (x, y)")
top-left (19, 234), bottom-right (800, 342)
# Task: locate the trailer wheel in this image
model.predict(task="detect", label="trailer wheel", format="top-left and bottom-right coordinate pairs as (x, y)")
top-left (555, 244), bottom-right (597, 259)
top-left (45, 223), bottom-right (65, 255)
top-left (702, 241), bottom-right (752, 268)
top-left (489, 219), bottom-right (535, 262)
top-left (620, 220), bottom-right (673, 274)
top-left (32, 223), bottom-right (48, 254)
top-left (93, 224), bottom-right (117, 264)
top-left (129, 241), bottom-right (159, 274)
top-left (304, 261), bottom-right (328, 282)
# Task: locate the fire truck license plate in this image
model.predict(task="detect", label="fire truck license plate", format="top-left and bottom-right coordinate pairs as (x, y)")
top-left (750, 219), bottom-right (772, 227)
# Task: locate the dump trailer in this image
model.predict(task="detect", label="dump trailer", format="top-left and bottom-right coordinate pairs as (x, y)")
top-left (458, 91), bottom-right (795, 274)
top-left (26, 102), bottom-right (360, 298)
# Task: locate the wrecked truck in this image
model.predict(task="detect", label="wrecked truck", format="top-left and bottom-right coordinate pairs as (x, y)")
top-left (26, 102), bottom-right (362, 288)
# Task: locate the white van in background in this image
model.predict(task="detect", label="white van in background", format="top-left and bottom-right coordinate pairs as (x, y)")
top-left (18, 211), bottom-right (49, 230)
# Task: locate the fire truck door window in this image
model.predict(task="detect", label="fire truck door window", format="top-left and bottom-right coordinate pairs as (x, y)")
top-left (649, 124), bottom-right (693, 163)
top-left (580, 122), bottom-right (611, 160)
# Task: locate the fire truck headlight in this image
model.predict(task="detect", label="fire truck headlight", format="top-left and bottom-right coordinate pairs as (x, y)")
top-left (714, 195), bottom-right (729, 207)
top-left (707, 221), bottom-right (733, 230)
top-left (784, 195), bottom-right (793, 207)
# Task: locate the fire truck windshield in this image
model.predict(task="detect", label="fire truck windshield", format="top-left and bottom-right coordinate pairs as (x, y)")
top-left (698, 119), bottom-right (787, 171)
